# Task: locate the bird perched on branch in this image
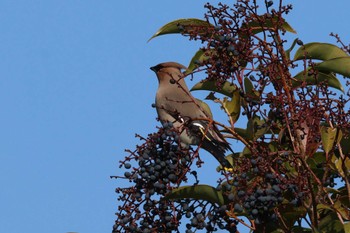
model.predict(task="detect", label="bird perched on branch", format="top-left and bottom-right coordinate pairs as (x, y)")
top-left (150, 61), bottom-right (232, 168)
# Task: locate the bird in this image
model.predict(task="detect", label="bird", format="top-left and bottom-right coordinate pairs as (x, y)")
top-left (150, 61), bottom-right (232, 168)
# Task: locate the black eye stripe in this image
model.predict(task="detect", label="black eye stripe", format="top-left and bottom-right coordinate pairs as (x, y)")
top-left (156, 64), bottom-right (164, 71)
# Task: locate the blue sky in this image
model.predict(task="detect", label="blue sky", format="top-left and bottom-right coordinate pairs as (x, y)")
top-left (0, 1), bottom-right (349, 233)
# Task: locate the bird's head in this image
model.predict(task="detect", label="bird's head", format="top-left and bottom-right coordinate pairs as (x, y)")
top-left (150, 62), bottom-right (187, 84)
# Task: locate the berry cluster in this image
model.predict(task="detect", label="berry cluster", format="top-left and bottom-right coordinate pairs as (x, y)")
top-left (180, 1), bottom-right (293, 87)
top-left (114, 124), bottom-right (242, 232)
top-left (181, 201), bottom-right (239, 233)
top-left (237, 176), bottom-right (283, 224)
top-left (224, 146), bottom-right (311, 227)
top-left (113, 125), bottom-right (195, 232)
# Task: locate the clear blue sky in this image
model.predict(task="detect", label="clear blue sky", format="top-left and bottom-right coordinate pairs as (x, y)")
top-left (0, 1), bottom-right (349, 233)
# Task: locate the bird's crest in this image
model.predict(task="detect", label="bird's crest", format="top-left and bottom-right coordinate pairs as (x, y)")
top-left (150, 62), bottom-right (187, 72)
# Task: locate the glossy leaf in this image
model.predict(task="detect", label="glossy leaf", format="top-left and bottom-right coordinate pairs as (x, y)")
top-left (316, 57), bottom-right (350, 78)
top-left (278, 203), bottom-right (307, 228)
top-left (268, 230), bottom-right (285, 233)
top-left (186, 49), bottom-right (214, 74)
top-left (148, 18), bottom-right (213, 42)
top-left (334, 200), bottom-right (350, 220)
top-left (222, 90), bottom-right (241, 124)
top-left (268, 142), bottom-right (278, 152)
top-left (164, 184), bottom-right (225, 206)
top-left (335, 186), bottom-right (350, 208)
top-left (307, 152), bottom-right (326, 179)
top-left (234, 128), bottom-right (248, 139)
top-left (291, 226), bottom-right (312, 233)
top-left (246, 116), bottom-right (269, 140)
top-left (242, 146), bottom-right (251, 157)
top-left (220, 127), bottom-right (248, 140)
top-left (244, 77), bottom-right (261, 103)
top-left (196, 98), bottom-right (213, 119)
top-left (285, 38), bottom-right (299, 59)
top-left (321, 127), bottom-right (342, 155)
top-left (344, 223), bottom-right (350, 233)
top-left (294, 42), bottom-right (349, 61)
top-left (339, 128), bottom-right (350, 155)
top-left (332, 155), bottom-right (350, 178)
top-left (292, 70), bottom-right (344, 93)
top-left (191, 80), bottom-right (237, 97)
top-left (244, 77), bottom-right (254, 94)
top-left (242, 14), bottom-right (296, 35)
top-left (317, 203), bottom-right (333, 211)
top-left (318, 212), bottom-right (345, 233)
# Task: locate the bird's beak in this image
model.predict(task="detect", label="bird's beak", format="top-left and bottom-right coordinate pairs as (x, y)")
top-left (150, 66), bottom-right (157, 72)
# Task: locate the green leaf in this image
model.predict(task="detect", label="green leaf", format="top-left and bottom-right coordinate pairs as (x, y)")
top-left (148, 18), bottom-right (213, 42)
top-left (244, 77), bottom-right (261, 102)
top-left (291, 226), bottom-right (312, 233)
top-left (339, 129), bottom-right (350, 155)
top-left (191, 80), bottom-right (237, 97)
top-left (222, 90), bottom-right (241, 124)
top-left (242, 14), bottom-right (296, 35)
top-left (195, 98), bottom-right (213, 119)
top-left (321, 127), bottom-right (342, 155)
top-left (246, 116), bottom-right (269, 140)
top-left (279, 204), bottom-right (307, 229)
top-left (317, 203), bottom-right (333, 211)
top-left (309, 152), bottom-right (326, 166)
top-left (285, 38), bottom-right (299, 60)
top-left (242, 146), bottom-right (251, 156)
top-left (334, 200), bottom-right (350, 220)
top-left (344, 223), bottom-right (350, 233)
top-left (221, 127), bottom-right (248, 140)
top-left (307, 152), bottom-right (326, 179)
top-left (244, 77), bottom-right (254, 94)
top-left (186, 49), bottom-right (213, 74)
top-left (268, 142), bottom-right (278, 152)
top-left (332, 155), bottom-right (350, 178)
top-left (292, 70), bottom-right (344, 93)
top-left (234, 128), bottom-right (247, 138)
top-left (294, 42), bottom-right (349, 61)
top-left (325, 187), bottom-right (342, 195)
top-left (164, 184), bottom-right (225, 206)
top-left (268, 229), bottom-right (285, 233)
top-left (318, 212), bottom-right (345, 233)
top-left (336, 186), bottom-right (350, 208)
top-left (316, 57), bottom-right (350, 78)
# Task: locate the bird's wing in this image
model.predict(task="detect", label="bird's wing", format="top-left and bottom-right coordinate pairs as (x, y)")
top-left (157, 88), bottom-right (231, 149)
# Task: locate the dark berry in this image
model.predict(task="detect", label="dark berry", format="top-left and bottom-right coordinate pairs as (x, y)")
top-left (228, 193), bottom-right (235, 200)
top-left (124, 172), bottom-right (132, 178)
top-left (227, 45), bottom-right (235, 52)
top-left (234, 203), bottom-right (243, 212)
top-left (251, 209), bottom-right (259, 215)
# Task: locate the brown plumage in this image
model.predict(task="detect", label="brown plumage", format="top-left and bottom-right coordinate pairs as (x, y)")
top-left (150, 62), bottom-right (232, 168)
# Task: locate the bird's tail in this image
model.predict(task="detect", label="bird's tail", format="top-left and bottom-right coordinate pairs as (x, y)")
top-left (201, 140), bottom-right (233, 168)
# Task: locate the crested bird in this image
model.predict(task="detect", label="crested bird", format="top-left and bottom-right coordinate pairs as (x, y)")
top-left (150, 61), bottom-right (232, 168)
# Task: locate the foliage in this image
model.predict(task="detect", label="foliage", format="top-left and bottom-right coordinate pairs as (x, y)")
top-left (113, 1), bottom-right (350, 232)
